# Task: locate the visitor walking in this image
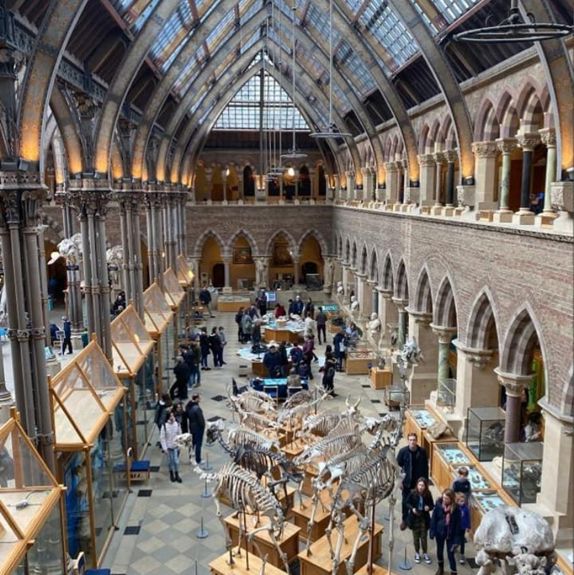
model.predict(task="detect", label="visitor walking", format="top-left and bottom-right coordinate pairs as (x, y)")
top-left (186, 393), bottom-right (206, 465)
top-left (160, 409), bottom-right (182, 483)
top-left (430, 489), bottom-right (462, 575)
top-left (316, 307), bottom-right (327, 345)
top-left (61, 316), bottom-right (73, 355)
top-left (407, 478), bottom-right (434, 565)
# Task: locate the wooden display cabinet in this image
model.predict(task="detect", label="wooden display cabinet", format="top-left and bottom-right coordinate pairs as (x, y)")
top-left (345, 353), bottom-right (375, 375)
top-left (210, 548), bottom-right (287, 575)
top-left (224, 514), bottom-right (300, 567)
top-left (298, 515), bottom-right (383, 575)
top-left (370, 368), bottom-right (392, 390)
top-left (422, 429), bottom-right (457, 470)
top-left (218, 297), bottom-right (251, 312)
top-left (281, 438), bottom-right (306, 460)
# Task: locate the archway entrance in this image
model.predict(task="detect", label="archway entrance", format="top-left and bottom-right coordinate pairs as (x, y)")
top-left (230, 234), bottom-right (255, 290)
top-left (299, 235), bottom-right (324, 289)
top-left (212, 263), bottom-right (225, 288)
top-left (269, 233), bottom-right (294, 289)
top-left (199, 236), bottom-right (222, 287)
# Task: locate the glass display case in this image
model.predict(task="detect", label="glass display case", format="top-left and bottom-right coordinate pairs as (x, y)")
top-left (163, 267), bottom-right (186, 310)
top-left (437, 378), bottom-right (457, 409)
top-left (451, 465), bottom-right (492, 492)
top-left (472, 491), bottom-right (507, 513)
top-left (411, 409), bottom-right (437, 429)
top-left (1, 414), bottom-right (65, 575)
top-left (502, 442), bottom-right (543, 505)
top-left (466, 407), bottom-right (505, 461)
top-left (432, 442), bottom-right (471, 492)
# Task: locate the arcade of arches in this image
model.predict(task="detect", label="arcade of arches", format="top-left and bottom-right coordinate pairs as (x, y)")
top-left (0, 0), bottom-right (572, 571)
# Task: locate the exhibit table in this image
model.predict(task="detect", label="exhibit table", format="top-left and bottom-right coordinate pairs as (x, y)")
top-left (370, 368), bottom-right (392, 389)
top-left (250, 378), bottom-right (309, 400)
top-left (50, 340), bottom-right (128, 568)
top-left (345, 351), bottom-right (376, 375)
top-left (218, 295), bottom-right (252, 312)
top-left (0, 412), bottom-right (66, 575)
top-left (263, 319), bottom-right (305, 344)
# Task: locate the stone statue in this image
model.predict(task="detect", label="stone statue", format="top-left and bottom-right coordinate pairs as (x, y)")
top-left (336, 281), bottom-right (344, 297)
top-left (367, 312), bottom-right (381, 344)
top-left (323, 258), bottom-right (334, 291)
top-left (255, 258), bottom-right (269, 288)
top-left (56, 233), bottom-right (83, 266)
top-left (350, 295), bottom-right (360, 314)
top-left (106, 245), bottom-right (124, 292)
top-left (474, 507), bottom-right (556, 575)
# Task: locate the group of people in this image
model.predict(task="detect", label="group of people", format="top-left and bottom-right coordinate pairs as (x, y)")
top-left (154, 393), bottom-right (206, 483)
top-left (398, 433), bottom-right (471, 574)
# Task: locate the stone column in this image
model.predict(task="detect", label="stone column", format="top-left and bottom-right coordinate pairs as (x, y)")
top-left (323, 256), bottom-right (335, 295)
top-left (472, 141), bottom-right (499, 212)
top-left (385, 162), bottom-right (399, 206)
top-left (550, 181), bottom-right (574, 234)
top-left (536, 128), bottom-right (557, 227)
top-left (431, 325), bottom-right (457, 394)
top-left (341, 264), bottom-right (351, 297)
top-left (357, 275), bottom-right (372, 319)
top-left (513, 133), bottom-right (540, 225)
top-left (418, 154), bottom-right (436, 210)
top-left (495, 369), bottom-right (533, 443)
top-left (378, 289), bottom-right (398, 347)
top-left (493, 137), bottom-right (517, 223)
top-left (346, 171), bottom-right (355, 202)
top-left (431, 152), bottom-right (446, 215)
top-left (0, 173), bottom-right (54, 470)
top-left (392, 297), bottom-right (408, 348)
top-left (406, 310), bottom-right (439, 404)
top-left (453, 344), bottom-right (498, 438)
top-left (362, 167), bottom-right (375, 202)
top-left (443, 150), bottom-right (457, 215)
top-left (222, 254), bottom-right (232, 290)
top-left (145, 190), bottom-right (164, 284)
top-left (292, 256), bottom-right (300, 286)
top-left (70, 181), bottom-right (113, 360)
top-left (536, 399), bottom-right (573, 537)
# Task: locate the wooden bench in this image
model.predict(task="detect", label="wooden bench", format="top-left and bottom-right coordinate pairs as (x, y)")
top-left (113, 448), bottom-right (150, 489)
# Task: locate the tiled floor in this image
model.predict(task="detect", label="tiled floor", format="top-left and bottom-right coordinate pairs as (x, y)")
top-left (100, 297), bottom-right (477, 575)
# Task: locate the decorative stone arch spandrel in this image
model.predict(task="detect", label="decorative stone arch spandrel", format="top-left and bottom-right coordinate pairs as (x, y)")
top-left (265, 229), bottom-right (298, 259)
top-left (296, 229), bottom-right (328, 260)
top-left (434, 275), bottom-right (458, 328)
top-left (465, 288), bottom-right (501, 351)
top-left (227, 228), bottom-right (259, 257)
top-left (193, 230), bottom-right (226, 258)
top-left (499, 305), bottom-right (547, 378)
top-left (414, 265), bottom-right (433, 315)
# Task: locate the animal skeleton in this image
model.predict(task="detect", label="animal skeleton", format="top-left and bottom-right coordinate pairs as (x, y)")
top-left (474, 507), bottom-right (556, 575)
top-left (239, 411), bottom-right (280, 433)
top-left (198, 461), bottom-right (290, 573)
top-left (208, 419), bottom-right (278, 452)
top-left (227, 385), bottom-right (277, 417)
top-left (299, 397), bottom-right (362, 439)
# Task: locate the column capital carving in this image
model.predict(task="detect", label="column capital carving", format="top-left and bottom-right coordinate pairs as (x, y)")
top-left (433, 151), bottom-right (446, 165)
top-left (444, 149), bottom-right (458, 163)
top-left (495, 137), bottom-right (518, 154)
top-left (456, 342), bottom-right (494, 368)
top-left (494, 368), bottom-right (533, 396)
top-left (385, 162), bottom-right (398, 173)
top-left (471, 141), bottom-right (499, 158)
top-left (391, 296), bottom-right (408, 310)
top-left (418, 154), bottom-right (436, 168)
top-left (406, 307), bottom-right (432, 324)
top-left (430, 323), bottom-right (457, 343)
top-left (68, 188), bottom-right (111, 216)
top-left (517, 132), bottom-right (540, 152)
top-left (538, 128), bottom-right (556, 148)
top-left (145, 191), bottom-right (166, 208)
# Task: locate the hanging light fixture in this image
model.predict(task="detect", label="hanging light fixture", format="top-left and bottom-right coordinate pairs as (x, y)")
top-left (452, 0), bottom-right (573, 43)
top-left (281, 0), bottom-right (307, 160)
top-left (310, 0), bottom-right (351, 139)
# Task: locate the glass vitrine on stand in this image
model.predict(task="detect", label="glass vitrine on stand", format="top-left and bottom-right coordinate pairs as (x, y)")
top-left (0, 411), bottom-right (66, 575)
top-left (466, 407), bottom-right (505, 461)
top-left (502, 442), bottom-right (543, 505)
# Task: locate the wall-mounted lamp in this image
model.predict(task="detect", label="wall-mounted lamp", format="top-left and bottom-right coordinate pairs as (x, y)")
top-left (463, 176), bottom-right (475, 186)
top-left (287, 167), bottom-right (295, 177)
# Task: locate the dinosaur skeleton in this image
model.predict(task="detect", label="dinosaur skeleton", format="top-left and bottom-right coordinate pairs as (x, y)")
top-left (197, 461), bottom-right (290, 573)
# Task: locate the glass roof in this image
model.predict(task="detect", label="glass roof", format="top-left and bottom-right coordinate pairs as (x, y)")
top-left (411, 0), bottom-right (482, 35)
top-left (214, 72), bottom-right (309, 131)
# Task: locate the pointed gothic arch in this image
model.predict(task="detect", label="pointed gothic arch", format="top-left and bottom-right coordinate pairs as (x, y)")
top-left (434, 276), bottom-right (458, 328)
top-left (395, 259), bottom-right (409, 301)
top-left (414, 267), bottom-right (433, 315)
top-left (297, 230), bottom-right (328, 260)
top-left (466, 289), bottom-right (501, 351)
top-left (369, 249), bottom-right (379, 283)
top-left (227, 228), bottom-right (259, 256)
top-left (265, 229), bottom-right (298, 259)
top-left (193, 229), bottom-right (226, 258)
top-left (382, 253), bottom-right (394, 292)
top-left (360, 244), bottom-right (368, 276)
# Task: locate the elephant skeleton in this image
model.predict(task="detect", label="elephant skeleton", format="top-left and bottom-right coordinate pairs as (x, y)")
top-left (198, 461), bottom-right (289, 573)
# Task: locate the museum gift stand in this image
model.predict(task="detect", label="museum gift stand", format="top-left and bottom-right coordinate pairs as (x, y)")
top-left (111, 305), bottom-right (155, 458)
top-left (143, 283), bottom-right (174, 395)
top-left (49, 340), bottom-right (127, 568)
top-left (0, 411), bottom-right (66, 574)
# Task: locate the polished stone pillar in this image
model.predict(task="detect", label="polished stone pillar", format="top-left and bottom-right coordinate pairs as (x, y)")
top-left (454, 344), bottom-right (498, 438)
top-left (513, 133), bottom-right (540, 225)
top-left (70, 181), bottom-right (113, 360)
top-left (341, 264), bottom-right (351, 298)
top-left (406, 310), bottom-right (439, 404)
top-left (495, 369), bottom-right (533, 443)
top-left (357, 275), bottom-right (372, 319)
top-left (472, 141), bottom-right (499, 212)
top-left (385, 162), bottom-right (399, 206)
top-left (537, 128), bottom-right (557, 226)
top-left (444, 150), bottom-right (457, 214)
top-left (379, 289), bottom-right (398, 347)
top-left (145, 190), bottom-right (165, 284)
top-left (418, 154), bottom-right (436, 209)
top-left (392, 297), bottom-right (408, 348)
top-left (0, 173), bottom-right (54, 470)
top-left (431, 152), bottom-right (446, 215)
top-left (346, 172), bottom-right (355, 202)
top-left (293, 257), bottom-right (300, 286)
top-left (362, 167), bottom-right (375, 202)
top-left (223, 254), bottom-right (232, 290)
top-left (536, 399), bottom-right (574, 537)
top-left (493, 137), bottom-right (517, 223)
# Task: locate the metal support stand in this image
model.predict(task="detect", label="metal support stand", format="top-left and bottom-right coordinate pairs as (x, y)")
top-left (201, 477), bottom-right (212, 498)
top-left (201, 452), bottom-right (213, 471)
top-left (398, 547), bottom-right (412, 570)
top-left (196, 515), bottom-right (209, 539)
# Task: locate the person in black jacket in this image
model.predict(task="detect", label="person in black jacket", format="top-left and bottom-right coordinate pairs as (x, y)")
top-left (406, 478), bottom-right (434, 564)
top-left (209, 327), bottom-right (223, 368)
top-left (170, 356), bottom-right (190, 400)
top-left (397, 433), bottom-right (429, 529)
top-left (186, 394), bottom-right (206, 465)
top-left (199, 328), bottom-right (210, 370)
top-left (199, 285), bottom-right (214, 317)
top-left (263, 343), bottom-right (282, 378)
top-left (430, 489), bottom-right (463, 575)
